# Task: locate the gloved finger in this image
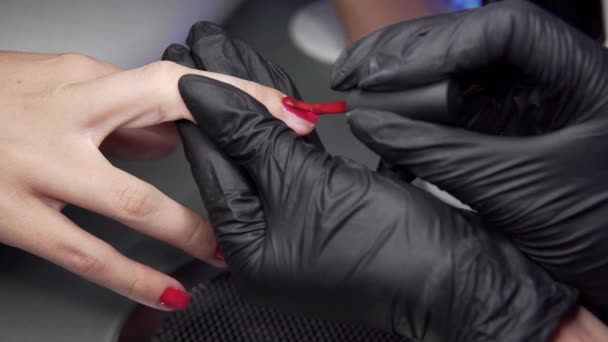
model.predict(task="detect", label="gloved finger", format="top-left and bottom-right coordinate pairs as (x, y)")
top-left (161, 43), bottom-right (197, 69)
top-left (184, 21), bottom-right (325, 147)
top-left (179, 75), bottom-right (328, 201)
top-left (178, 121), bottom-right (266, 269)
top-left (347, 108), bottom-right (537, 214)
top-left (330, 10), bottom-right (464, 90)
top-left (331, 0), bottom-right (604, 100)
top-left (185, 21), bottom-right (302, 99)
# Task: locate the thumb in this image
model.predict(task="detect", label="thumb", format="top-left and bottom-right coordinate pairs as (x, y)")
top-left (178, 120), bottom-right (265, 270)
top-left (347, 108), bottom-right (536, 214)
top-left (178, 74), bottom-right (329, 201)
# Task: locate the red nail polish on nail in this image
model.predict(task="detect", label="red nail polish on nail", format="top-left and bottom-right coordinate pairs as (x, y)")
top-left (215, 245), bottom-right (225, 261)
top-left (160, 287), bottom-right (190, 310)
top-left (282, 97), bottom-right (347, 124)
top-left (310, 101), bottom-right (348, 115)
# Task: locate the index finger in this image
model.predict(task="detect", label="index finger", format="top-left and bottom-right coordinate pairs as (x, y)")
top-left (59, 61), bottom-right (287, 146)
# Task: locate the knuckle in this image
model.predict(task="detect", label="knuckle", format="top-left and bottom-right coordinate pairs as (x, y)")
top-left (49, 53), bottom-right (110, 91)
top-left (124, 266), bottom-right (144, 298)
top-left (137, 60), bottom-right (181, 120)
top-left (183, 219), bottom-right (205, 250)
top-left (55, 52), bottom-right (100, 71)
top-left (66, 246), bottom-right (109, 277)
top-left (115, 183), bottom-right (157, 219)
top-left (141, 60), bottom-right (178, 84)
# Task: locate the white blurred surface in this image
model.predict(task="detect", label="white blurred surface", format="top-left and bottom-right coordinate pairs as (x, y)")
top-left (288, 0), bottom-right (347, 65)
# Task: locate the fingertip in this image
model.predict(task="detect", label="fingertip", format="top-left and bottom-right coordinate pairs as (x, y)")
top-left (330, 55), bottom-right (349, 90)
top-left (345, 108), bottom-right (383, 133)
top-left (105, 259), bottom-right (192, 312)
top-left (281, 104), bottom-right (317, 136)
top-left (329, 65), bottom-right (358, 91)
top-left (330, 33), bottom-right (377, 90)
top-left (161, 44), bottom-right (188, 61)
top-left (159, 285), bottom-right (191, 311)
top-left (346, 108), bottom-right (422, 162)
top-left (211, 245), bottom-right (228, 269)
top-left (178, 74), bottom-right (228, 128)
top-left (162, 44), bottom-right (197, 70)
top-left (178, 74), bottom-right (268, 128)
top-left (176, 119), bottom-right (202, 147)
top-left (346, 110), bottom-right (377, 148)
top-left (131, 270), bottom-right (189, 311)
top-left (187, 21), bottom-right (225, 47)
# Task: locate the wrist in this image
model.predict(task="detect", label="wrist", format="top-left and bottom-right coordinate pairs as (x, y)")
top-left (551, 306), bottom-right (608, 342)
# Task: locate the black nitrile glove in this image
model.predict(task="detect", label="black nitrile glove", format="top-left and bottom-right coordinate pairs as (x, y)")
top-left (161, 21), bottom-right (324, 148)
top-left (331, 0), bottom-right (608, 316)
top-left (174, 70), bottom-right (576, 340)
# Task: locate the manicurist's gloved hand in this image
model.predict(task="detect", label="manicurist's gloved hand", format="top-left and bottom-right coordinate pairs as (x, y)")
top-left (174, 66), bottom-right (578, 342)
top-left (331, 0), bottom-right (608, 317)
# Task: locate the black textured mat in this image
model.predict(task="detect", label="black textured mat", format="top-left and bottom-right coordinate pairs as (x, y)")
top-left (152, 274), bottom-right (408, 342)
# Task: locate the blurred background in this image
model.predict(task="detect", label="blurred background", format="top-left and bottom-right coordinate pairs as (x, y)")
top-left (0, 0), bottom-right (604, 341)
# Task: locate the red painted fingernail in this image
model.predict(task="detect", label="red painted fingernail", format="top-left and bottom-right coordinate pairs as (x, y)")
top-left (282, 97), bottom-right (319, 123)
top-left (282, 97), bottom-right (347, 124)
top-left (160, 287), bottom-right (190, 310)
top-left (215, 245), bottom-right (225, 261)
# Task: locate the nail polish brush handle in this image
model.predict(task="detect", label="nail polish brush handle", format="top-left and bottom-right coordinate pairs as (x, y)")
top-left (345, 80), bottom-right (461, 124)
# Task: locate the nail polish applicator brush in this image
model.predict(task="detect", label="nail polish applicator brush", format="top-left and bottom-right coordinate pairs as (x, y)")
top-left (282, 80), bottom-right (461, 183)
top-left (282, 80), bottom-right (460, 126)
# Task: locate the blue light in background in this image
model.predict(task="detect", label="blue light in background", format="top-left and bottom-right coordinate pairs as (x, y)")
top-left (449, 0), bottom-right (482, 10)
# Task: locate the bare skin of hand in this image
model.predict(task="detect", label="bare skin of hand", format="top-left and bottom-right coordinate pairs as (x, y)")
top-left (552, 307), bottom-right (608, 342)
top-left (0, 51), bottom-right (291, 310)
top-left (332, 0), bottom-right (452, 43)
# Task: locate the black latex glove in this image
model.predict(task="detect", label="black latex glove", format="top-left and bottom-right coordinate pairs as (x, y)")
top-left (173, 70), bottom-right (576, 342)
top-left (161, 21), bottom-right (324, 148)
top-left (332, 0), bottom-right (608, 316)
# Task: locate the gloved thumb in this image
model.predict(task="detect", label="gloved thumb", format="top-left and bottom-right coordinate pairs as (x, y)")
top-left (347, 108), bottom-right (538, 215)
top-left (178, 74), bottom-right (329, 204)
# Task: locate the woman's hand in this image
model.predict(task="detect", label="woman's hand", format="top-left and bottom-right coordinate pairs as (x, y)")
top-left (0, 50), bottom-right (288, 310)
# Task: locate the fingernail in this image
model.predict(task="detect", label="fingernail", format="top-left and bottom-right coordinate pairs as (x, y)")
top-left (281, 97), bottom-right (347, 136)
top-left (282, 99), bottom-right (317, 136)
top-left (282, 97), bottom-right (347, 130)
top-left (215, 245), bottom-right (225, 262)
top-left (282, 97), bottom-right (319, 124)
top-left (160, 287), bottom-right (190, 310)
